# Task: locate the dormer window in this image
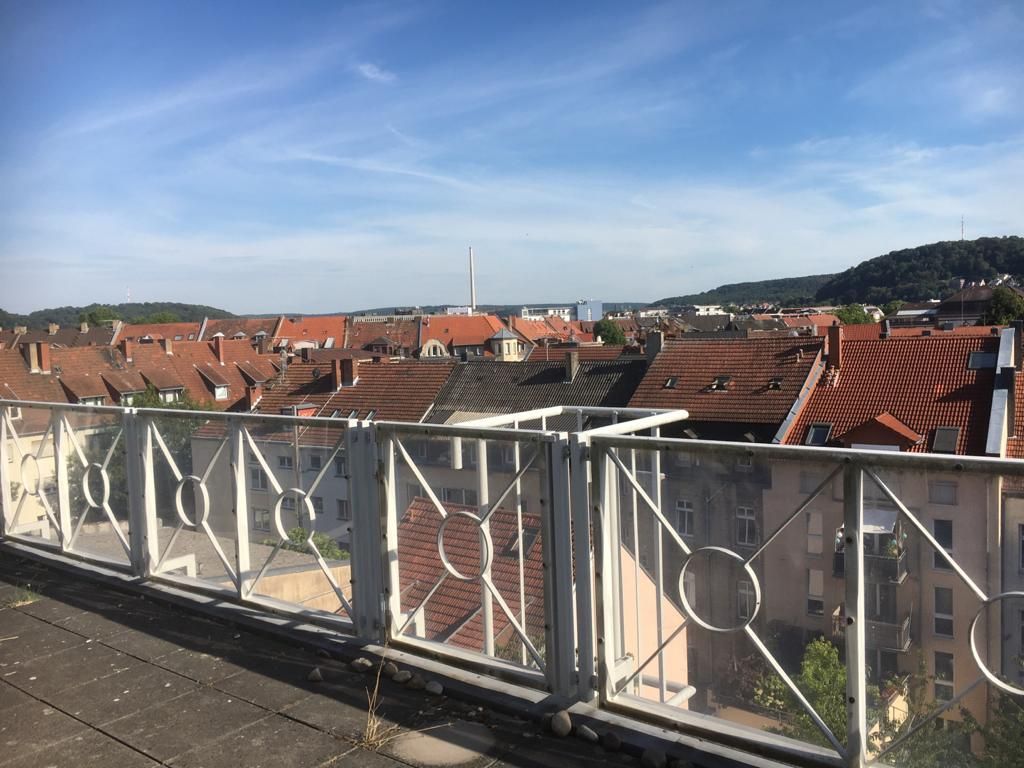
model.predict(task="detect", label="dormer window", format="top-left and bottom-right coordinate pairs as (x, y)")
top-left (710, 375), bottom-right (731, 391)
top-left (805, 423), bottom-right (832, 446)
top-left (664, 376), bottom-right (678, 389)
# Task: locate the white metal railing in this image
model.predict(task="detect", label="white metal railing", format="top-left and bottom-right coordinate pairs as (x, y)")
top-left (3, 398), bottom-right (1024, 768)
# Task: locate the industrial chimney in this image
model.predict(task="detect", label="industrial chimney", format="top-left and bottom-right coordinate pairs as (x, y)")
top-left (469, 246), bottom-right (477, 314)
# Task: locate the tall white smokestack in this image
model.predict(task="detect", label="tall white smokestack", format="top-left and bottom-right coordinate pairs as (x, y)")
top-left (469, 246), bottom-right (477, 313)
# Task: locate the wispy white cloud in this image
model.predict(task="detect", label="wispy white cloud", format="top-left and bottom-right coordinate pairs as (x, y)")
top-left (356, 62), bottom-right (396, 83)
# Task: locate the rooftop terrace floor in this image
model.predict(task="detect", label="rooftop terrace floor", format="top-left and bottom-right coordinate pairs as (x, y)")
top-left (0, 551), bottom-right (647, 768)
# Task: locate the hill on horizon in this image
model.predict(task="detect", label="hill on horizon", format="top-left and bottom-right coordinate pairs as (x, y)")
top-left (653, 235), bottom-right (1024, 308)
top-left (0, 302), bottom-right (234, 331)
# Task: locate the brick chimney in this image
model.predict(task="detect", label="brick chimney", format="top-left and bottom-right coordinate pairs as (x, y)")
top-left (257, 335), bottom-right (271, 355)
top-left (564, 350), bottom-right (580, 383)
top-left (213, 335), bottom-right (225, 365)
top-left (341, 357), bottom-right (359, 387)
top-left (245, 383), bottom-right (263, 410)
top-left (120, 339), bottom-right (134, 363)
top-left (827, 323), bottom-right (843, 369)
top-left (646, 330), bottom-right (664, 363)
top-left (160, 337), bottom-right (173, 355)
top-left (47, 323), bottom-right (59, 336)
top-left (330, 358), bottom-right (343, 391)
top-left (21, 341), bottom-right (51, 374)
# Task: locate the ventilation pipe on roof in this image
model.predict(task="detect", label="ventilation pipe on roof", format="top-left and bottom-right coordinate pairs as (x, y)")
top-left (827, 323), bottom-right (843, 370)
top-left (564, 350), bottom-right (580, 383)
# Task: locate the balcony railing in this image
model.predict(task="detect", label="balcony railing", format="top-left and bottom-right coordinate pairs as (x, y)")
top-left (2, 398), bottom-right (1023, 768)
top-left (833, 548), bottom-right (909, 584)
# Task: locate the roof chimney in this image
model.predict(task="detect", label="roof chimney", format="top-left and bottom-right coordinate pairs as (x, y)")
top-left (827, 323), bottom-right (843, 370)
top-left (245, 383), bottom-right (263, 411)
top-left (160, 337), bottom-right (173, 356)
top-left (22, 341), bottom-right (51, 374)
top-left (330, 358), bottom-right (343, 391)
top-left (80, 322), bottom-right (89, 334)
top-left (341, 357), bottom-right (359, 387)
top-left (14, 325), bottom-right (26, 335)
top-left (213, 335), bottom-right (225, 365)
top-left (120, 339), bottom-right (134, 363)
top-left (646, 330), bottom-right (663, 363)
top-left (257, 335), bottom-right (271, 355)
top-left (564, 349), bottom-right (580, 383)
top-left (881, 319), bottom-right (891, 339)
top-left (47, 323), bottom-right (59, 336)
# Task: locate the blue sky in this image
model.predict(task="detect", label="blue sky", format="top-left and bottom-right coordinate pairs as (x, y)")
top-left (1, 0), bottom-right (1022, 314)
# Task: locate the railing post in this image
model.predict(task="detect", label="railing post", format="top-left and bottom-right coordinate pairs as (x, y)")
top-left (477, 438), bottom-right (494, 657)
top-left (843, 460), bottom-right (868, 767)
top-left (350, 422), bottom-right (386, 641)
top-left (126, 410), bottom-right (158, 577)
top-left (52, 408), bottom-right (73, 549)
top-left (542, 435), bottom-right (576, 697)
top-left (231, 417), bottom-right (252, 597)
top-left (0, 406), bottom-right (9, 538)
top-left (570, 432), bottom-right (597, 702)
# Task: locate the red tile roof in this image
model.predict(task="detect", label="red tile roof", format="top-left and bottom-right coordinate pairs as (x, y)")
top-left (530, 344), bottom-right (631, 362)
top-left (398, 498), bottom-right (545, 651)
top-left (508, 316), bottom-right (561, 343)
top-left (118, 322), bottom-right (202, 342)
top-left (256, 359), bottom-right (454, 421)
top-left (344, 318), bottom-right (420, 353)
top-left (629, 337), bottom-right (823, 425)
top-left (419, 315), bottom-right (505, 351)
top-left (780, 313), bottom-right (841, 330)
top-left (274, 316), bottom-right (347, 349)
top-left (784, 335), bottom-right (998, 455)
top-left (203, 317), bottom-right (282, 340)
top-left (843, 323), bottom-right (1006, 341)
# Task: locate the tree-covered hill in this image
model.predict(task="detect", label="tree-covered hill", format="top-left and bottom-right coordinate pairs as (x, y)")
top-left (0, 302), bottom-right (234, 330)
top-left (653, 236), bottom-right (1024, 308)
top-left (814, 236), bottom-right (1024, 305)
top-left (654, 274), bottom-right (835, 308)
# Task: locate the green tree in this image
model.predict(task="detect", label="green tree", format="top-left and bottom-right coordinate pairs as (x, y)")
top-left (135, 311), bottom-right (180, 324)
top-left (832, 304), bottom-right (873, 325)
top-left (961, 692), bottom-right (1024, 768)
top-left (881, 300), bottom-right (905, 316)
top-left (981, 286), bottom-right (1024, 325)
top-left (78, 305), bottom-right (120, 327)
top-left (273, 527), bottom-right (346, 560)
top-left (593, 318), bottom-right (626, 345)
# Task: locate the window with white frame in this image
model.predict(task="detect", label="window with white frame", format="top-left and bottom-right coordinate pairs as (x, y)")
top-left (675, 499), bottom-right (694, 537)
top-left (934, 587), bottom-right (954, 637)
top-left (442, 487), bottom-right (478, 506)
top-left (214, 385), bottom-right (228, 401)
top-left (336, 499), bottom-right (350, 521)
top-left (736, 506), bottom-right (757, 546)
top-left (250, 467), bottom-right (268, 491)
top-left (807, 569), bottom-right (824, 615)
top-left (159, 389), bottom-right (182, 403)
top-left (406, 482), bottom-right (424, 505)
top-left (806, 511), bottom-right (823, 555)
top-left (312, 496), bottom-right (324, 516)
top-left (934, 652), bottom-right (954, 701)
top-left (683, 571), bottom-right (697, 609)
top-left (334, 454), bottom-right (347, 477)
top-left (253, 508), bottom-right (271, 532)
top-left (308, 452), bottom-right (323, 471)
top-left (281, 496), bottom-right (296, 512)
top-left (933, 519), bottom-right (953, 569)
top-left (928, 480), bottom-right (958, 506)
top-left (737, 580), bottom-right (756, 620)
top-left (278, 455), bottom-right (294, 470)
top-left (9, 406), bottom-right (22, 420)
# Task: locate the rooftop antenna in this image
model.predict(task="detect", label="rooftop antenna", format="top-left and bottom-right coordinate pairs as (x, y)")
top-left (126, 285), bottom-right (131, 303)
top-left (469, 246), bottom-right (477, 314)
top-left (961, 216), bottom-right (965, 241)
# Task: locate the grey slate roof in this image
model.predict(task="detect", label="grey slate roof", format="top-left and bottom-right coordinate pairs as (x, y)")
top-left (426, 358), bottom-right (649, 428)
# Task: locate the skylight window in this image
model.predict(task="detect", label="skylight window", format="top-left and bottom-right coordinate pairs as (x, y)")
top-left (768, 377), bottom-right (783, 390)
top-left (932, 426), bottom-right (960, 454)
top-left (710, 375), bottom-right (732, 391)
top-left (968, 351), bottom-right (997, 370)
top-left (664, 376), bottom-right (678, 389)
top-left (805, 423), bottom-right (832, 446)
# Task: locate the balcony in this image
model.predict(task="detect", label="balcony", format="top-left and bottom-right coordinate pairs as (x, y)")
top-left (832, 547), bottom-right (909, 584)
top-left (2, 398), bottom-right (1020, 768)
top-left (832, 605), bottom-right (913, 652)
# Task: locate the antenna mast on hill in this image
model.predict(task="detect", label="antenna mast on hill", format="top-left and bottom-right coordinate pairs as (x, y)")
top-left (961, 216), bottom-right (965, 241)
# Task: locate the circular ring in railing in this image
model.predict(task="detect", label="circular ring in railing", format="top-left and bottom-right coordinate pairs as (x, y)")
top-left (19, 454), bottom-right (42, 497)
top-left (174, 474), bottom-right (210, 527)
top-left (82, 462), bottom-right (110, 508)
top-left (437, 510), bottom-right (493, 582)
top-left (677, 546), bottom-right (761, 633)
top-left (968, 591), bottom-right (1024, 697)
top-left (272, 487), bottom-right (315, 542)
